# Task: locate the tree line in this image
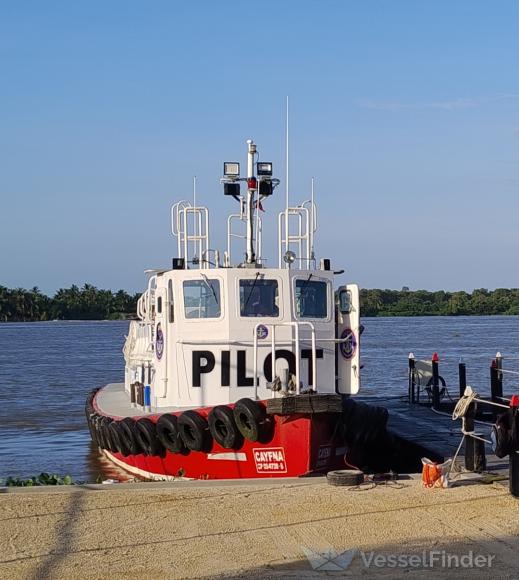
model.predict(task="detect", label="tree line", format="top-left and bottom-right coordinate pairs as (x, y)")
top-left (360, 288), bottom-right (519, 317)
top-left (2, 284), bottom-right (519, 322)
top-left (0, 284), bottom-right (139, 322)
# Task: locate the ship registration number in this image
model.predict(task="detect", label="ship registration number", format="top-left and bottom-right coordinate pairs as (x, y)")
top-left (253, 447), bottom-right (287, 474)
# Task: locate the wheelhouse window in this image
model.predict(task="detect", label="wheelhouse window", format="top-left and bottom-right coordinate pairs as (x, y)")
top-left (295, 279), bottom-right (328, 318)
top-left (183, 279), bottom-right (221, 319)
top-left (240, 279), bottom-right (279, 317)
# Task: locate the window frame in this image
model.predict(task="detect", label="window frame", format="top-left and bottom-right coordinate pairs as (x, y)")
top-left (293, 276), bottom-right (332, 321)
top-left (182, 277), bottom-right (223, 321)
top-left (237, 276), bottom-right (282, 319)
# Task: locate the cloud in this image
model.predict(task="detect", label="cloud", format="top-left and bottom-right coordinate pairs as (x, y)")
top-left (357, 94), bottom-right (519, 111)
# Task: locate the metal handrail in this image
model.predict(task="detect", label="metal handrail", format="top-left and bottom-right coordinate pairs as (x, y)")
top-left (252, 321), bottom-right (316, 399)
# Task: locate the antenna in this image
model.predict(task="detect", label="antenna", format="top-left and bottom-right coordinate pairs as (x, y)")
top-left (192, 176), bottom-right (197, 260)
top-left (285, 96), bottom-right (289, 257)
top-left (310, 176), bottom-right (315, 260)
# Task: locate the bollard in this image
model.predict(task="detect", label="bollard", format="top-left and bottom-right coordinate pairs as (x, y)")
top-left (458, 358), bottom-right (467, 400)
top-left (408, 353), bottom-right (416, 403)
top-left (431, 352), bottom-right (440, 410)
top-left (510, 395), bottom-right (519, 498)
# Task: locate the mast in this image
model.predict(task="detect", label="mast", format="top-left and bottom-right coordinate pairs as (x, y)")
top-left (246, 139), bottom-right (257, 264)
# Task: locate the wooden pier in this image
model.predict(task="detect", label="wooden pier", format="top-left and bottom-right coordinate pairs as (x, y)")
top-left (357, 394), bottom-right (507, 474)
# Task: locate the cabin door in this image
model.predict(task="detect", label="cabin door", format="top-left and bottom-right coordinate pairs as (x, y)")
top-left (335, 284), bottom-right (361, 394)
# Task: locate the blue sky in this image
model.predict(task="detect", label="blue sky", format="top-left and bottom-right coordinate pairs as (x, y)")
top-left (2, 1), bottom-right (519, 294)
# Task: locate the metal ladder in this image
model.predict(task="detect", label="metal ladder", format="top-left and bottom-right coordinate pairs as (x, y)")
top-left (171, 201), bottom-right (210, 268)
top-left (278, 200), bottom-right (317, 268)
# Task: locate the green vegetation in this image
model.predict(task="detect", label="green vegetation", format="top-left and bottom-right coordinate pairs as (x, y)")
top-left (0, 284), bottom-right (139, 322)
top-left (2, 284), bottom-right (519, 321)
top-left (361, 288), bottom-right (519, 317)
top-left (2, 473), bottom-right (74, 487)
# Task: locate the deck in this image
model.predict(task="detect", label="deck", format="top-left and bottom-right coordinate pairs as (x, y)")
top-left (95, 383), bottom-right (182, 418)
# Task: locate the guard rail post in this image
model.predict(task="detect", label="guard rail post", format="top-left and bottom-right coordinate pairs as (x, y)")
top-left (431, 352), bottom-right (440, 411)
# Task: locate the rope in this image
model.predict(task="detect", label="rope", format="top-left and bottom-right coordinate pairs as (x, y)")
top-left (451, 386), bottom-right (497, 445)
top-left (496, 368), bottom-right (519, 376)
top-left (452, 386), bottom-right (478, 420)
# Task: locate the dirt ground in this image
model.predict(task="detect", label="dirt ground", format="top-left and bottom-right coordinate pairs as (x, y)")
top-left (1, 477), bottom-right (518, 579)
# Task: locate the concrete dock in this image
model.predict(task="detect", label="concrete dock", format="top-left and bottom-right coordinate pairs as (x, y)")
top-left (1, 476), bottom-right (518, 579)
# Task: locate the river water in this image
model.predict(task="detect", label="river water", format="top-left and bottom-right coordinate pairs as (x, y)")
top-left (1, 317), bottom-right (519, 481)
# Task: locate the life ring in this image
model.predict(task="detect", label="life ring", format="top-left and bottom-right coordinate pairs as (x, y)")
top-left (134, 418), bottom-right (164, 456)
top-left (178, 410), bottom-right (211, 452)
top-left (208, 406), bottom-right (242, 449)
top-left (118, 418), bottom-right (141, 456)
top-left (157, 413), bottom-right (186, 453)
top-left (233, 398), bottom-right (266, 443)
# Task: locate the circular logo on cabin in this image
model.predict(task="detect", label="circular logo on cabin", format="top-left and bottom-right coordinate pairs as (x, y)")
top-left (339, 328), bottom-right (356, 360)
top-left (256, 324), bottom-right (269, 340)
top-left (156, 323), bottom-right (164, 360)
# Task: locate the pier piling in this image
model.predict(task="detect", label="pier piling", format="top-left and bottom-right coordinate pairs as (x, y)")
top-left (458, 358), bottom-right (467, 399)
top-left (510, 396), bottom-right (519, 498)
top-left (431, 352), bottom-right (440, 411)
top-left (408, 353), bottom-right (416, 403)
top-left (490, 353), bottom-right (503, 420)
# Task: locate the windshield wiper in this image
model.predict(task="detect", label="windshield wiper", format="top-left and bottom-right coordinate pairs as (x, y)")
top-left (200, 273), bottom-right (219, 305)
top-left (297, 273), bottom-right (313, 307)
top-left (243, 272), bottom-right (261, 311)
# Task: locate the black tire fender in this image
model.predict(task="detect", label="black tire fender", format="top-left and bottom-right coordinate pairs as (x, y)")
top-left (326, 469), bottom-right (364, 486)
top-left (92, 414), bottom-right (105, 448)
top-left (233, 398), bottom-right (266, 442)
top-left (135, 418), bottom-right (164, 456)
top-left (87, 412), bottom-right (101, 446)
top-left (107, 421), bottom-right (125, 454)
top-left (157, 413), bottom-right (186, 454)
top-left (118, 417), bottom-right (141, 456)
top-left (100, 417), bottom-right (117, 452)
top-left (178, 410), bottom-right (211, 452)
top-left (208, 406), bottom-right (243, 449)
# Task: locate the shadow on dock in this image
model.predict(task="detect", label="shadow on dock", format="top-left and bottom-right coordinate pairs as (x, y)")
top-left (32, 490), bottom-right (87, 580)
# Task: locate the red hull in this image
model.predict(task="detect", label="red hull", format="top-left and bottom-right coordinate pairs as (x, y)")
top-left (93, 392), bottom-right (347, 480)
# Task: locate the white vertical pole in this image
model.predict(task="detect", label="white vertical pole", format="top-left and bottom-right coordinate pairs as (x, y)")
top-left (246, 139), bottom-right (256, 264)
top-left (192, 176), bottom-right (197, 263)
top-left (310, 177), bottom-right (315, 263)
top-left (285, 96), bottom-right (290, 263)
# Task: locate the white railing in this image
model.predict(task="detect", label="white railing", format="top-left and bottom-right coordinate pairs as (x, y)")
top-left (278, 200), bottom-right (317, 268)
top-left (171, 201), bottom-right (209, 268)
top-left (253, 321), bottom-right (317, 399)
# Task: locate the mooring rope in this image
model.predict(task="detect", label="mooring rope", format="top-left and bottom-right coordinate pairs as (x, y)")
top-left (496, 368), bottom-right (519, 376)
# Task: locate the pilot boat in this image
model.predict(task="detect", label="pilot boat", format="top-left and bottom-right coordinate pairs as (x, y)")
top-left (85, 139), bottom-right (373, 480)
